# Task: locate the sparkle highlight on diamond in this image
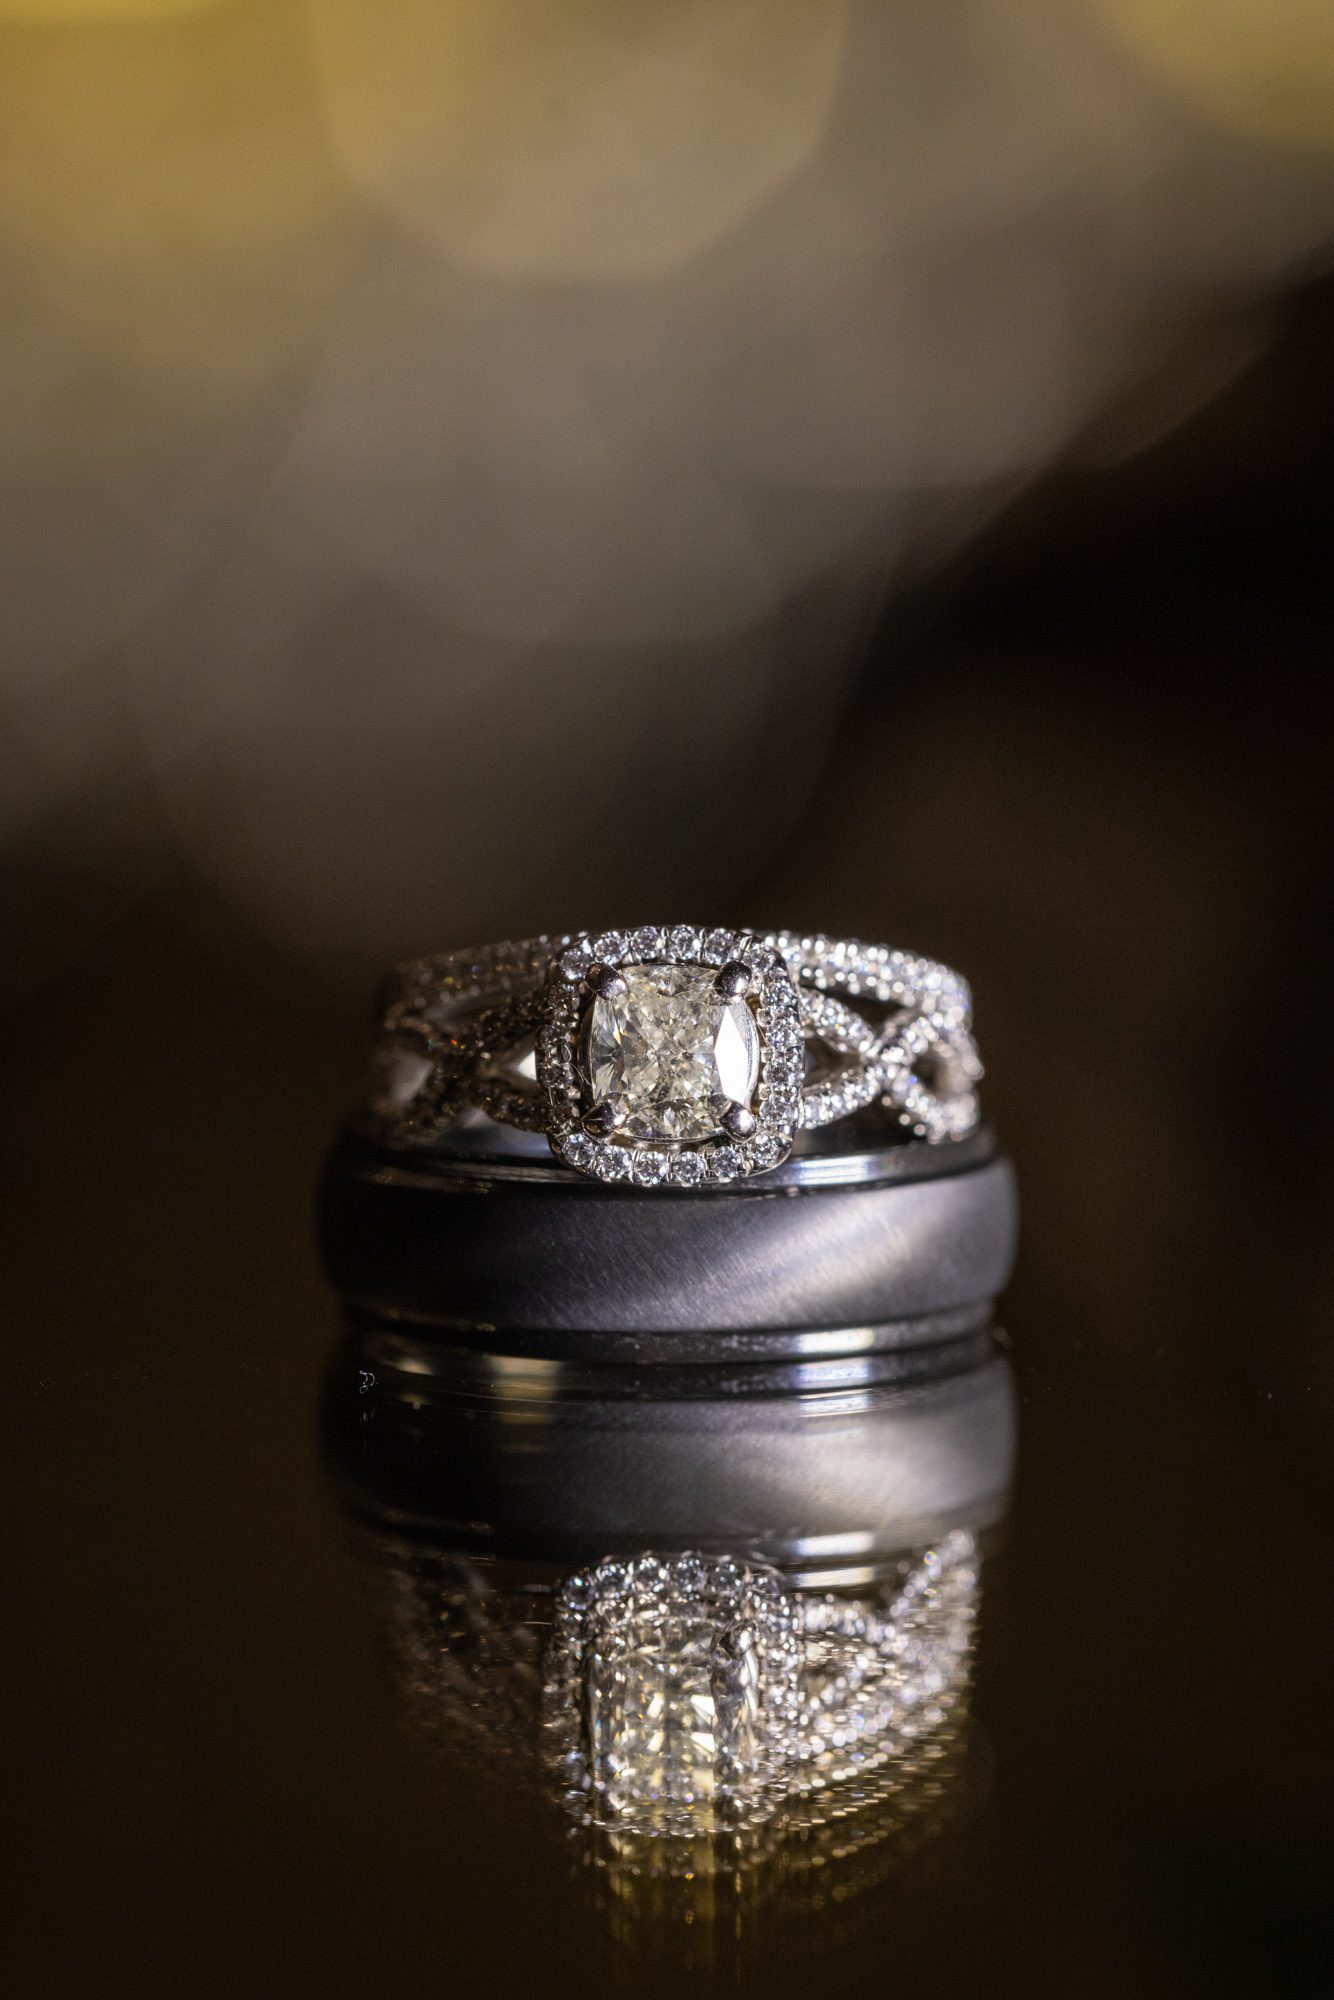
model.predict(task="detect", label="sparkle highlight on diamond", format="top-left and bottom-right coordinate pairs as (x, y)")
top-left (581, 961), bottom-right (760, 1144)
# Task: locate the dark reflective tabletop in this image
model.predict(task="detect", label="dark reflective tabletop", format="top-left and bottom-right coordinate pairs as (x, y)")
top-left (5, 898), bottom-right (1331, 2000)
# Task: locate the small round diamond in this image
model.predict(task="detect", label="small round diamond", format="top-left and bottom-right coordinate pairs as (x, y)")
top-left (764, 1047), bottom-right (803, 1078)
top-left (765, 1021), bottom-right (803, 1054)
top-left (708, 1146), bottom-right (742, 1181)
top-left (559, 946), bottom-right (593, 982)
top-left (538, 1024), bottom-right (568, 1065)
top-left (701, 928), bottom-right (737, 965)
top-left (631, 1149), bottom-right (670, 1186)
top-left (762, 1087), bottom-right (802, 1119)
top-left (668, 1151), bottom-right (706, 1187)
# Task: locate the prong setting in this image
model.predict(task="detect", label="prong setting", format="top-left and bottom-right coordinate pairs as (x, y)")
top-left (583, 1101), bottom-right (625, 1137)
top-left (534, 927), bottom-right (803, 1185)
top-left (587, 962), bottom-right (627, 1000)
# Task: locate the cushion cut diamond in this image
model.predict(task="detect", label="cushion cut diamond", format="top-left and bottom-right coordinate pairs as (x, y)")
top-left (548, 1556), bottom-right (800, 1835)
top-left (582, 962), bottom-right (759, 1144)
top-left (590, 1608), bottom-right (762, 1820)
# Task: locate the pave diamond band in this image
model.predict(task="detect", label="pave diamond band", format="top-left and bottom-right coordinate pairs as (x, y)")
top-left (366, 926), bottom-right (982, 1186)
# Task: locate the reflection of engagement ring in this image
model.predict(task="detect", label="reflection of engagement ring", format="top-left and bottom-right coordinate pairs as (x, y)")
top-left (367, 926), bottom-right (982, 1186)
top-left (544, 1535), bottom-right (978, 1837)
top-left (326, 1339), bottom-right (1010, 1936)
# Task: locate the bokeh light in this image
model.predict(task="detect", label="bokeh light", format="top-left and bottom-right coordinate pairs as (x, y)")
top-left (2, 0), bottom-right (1333, 974)
top-left (304, 0), bottom-right (849, 279)
top-left (1093, 0), bottom-right (1334, 147)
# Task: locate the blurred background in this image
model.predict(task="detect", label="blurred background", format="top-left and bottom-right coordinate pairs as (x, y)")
top-left (4, 0), bottom-right (1334, 974)
top-left (3, 4), bottom-right (1333, 1995)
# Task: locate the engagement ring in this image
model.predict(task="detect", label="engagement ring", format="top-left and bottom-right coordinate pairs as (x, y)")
top-left (366, 925), bottom-right (982, 1187)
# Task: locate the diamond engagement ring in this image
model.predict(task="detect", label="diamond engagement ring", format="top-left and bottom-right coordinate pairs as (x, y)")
top-left (366, 925), bottom-right (982, 1187)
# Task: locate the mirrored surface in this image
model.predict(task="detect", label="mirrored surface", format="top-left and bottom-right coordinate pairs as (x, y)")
top-left (323, 1330), bottom-right (1012, 1971)
top-left (7, 909), bottom-right (1332, 2000)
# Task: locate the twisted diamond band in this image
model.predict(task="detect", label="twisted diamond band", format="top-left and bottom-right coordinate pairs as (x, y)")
top-left (365, 926), bottom-right (982, 1186)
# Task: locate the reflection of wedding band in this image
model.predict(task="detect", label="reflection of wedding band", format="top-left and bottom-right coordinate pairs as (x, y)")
top-left (365, 926), bottom-right (982, 1186)
top-left (323, 1340), bottom-right (1016, 1564)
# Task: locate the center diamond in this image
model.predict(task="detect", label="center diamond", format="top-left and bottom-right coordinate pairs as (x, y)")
top-left (582, 962), bottom-right (759, 1144)
top-left (589, 1603), bottom-right (764, 1826)
top-left (545, 1555), bottom-right (801, 1837)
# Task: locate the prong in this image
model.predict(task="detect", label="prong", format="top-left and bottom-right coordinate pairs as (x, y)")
top-left (583, 1101), bottom-right (625, 1137)
top-left (715, 960), bottom-right (752, 1000)
top-left (588, 962), bottom-right (627, 1000)
top-left (720, 1102), bottom-right (757, 1139)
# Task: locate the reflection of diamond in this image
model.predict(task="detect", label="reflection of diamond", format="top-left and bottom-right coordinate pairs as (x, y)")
top-left (582, 964), bottom-right (760, 1144)
top-left (592, 1606), bottom-right (746, 1816)
top-left (544, 1536), bottom-right (979, 1840)
top-left (546, 1557), bottom-right (800, 1834)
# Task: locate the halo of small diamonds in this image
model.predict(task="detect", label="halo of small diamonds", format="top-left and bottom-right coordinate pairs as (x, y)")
top-left (544, 1553), bottom-right (803, 1834)
top-left (535, 927), bottom-right (801, 1186)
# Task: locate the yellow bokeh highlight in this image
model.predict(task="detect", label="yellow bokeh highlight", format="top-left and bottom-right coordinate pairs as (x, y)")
top-left (306, 0), bottom-right (848, 279)
top-left (1093, 0), bottom-right (1334, 145)
top-left (0, 0), bottom-right (347, 420)
top-left (0, 1), bottom-right (222, 15)
top-left (0, 2), bottom-right (340, 264)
